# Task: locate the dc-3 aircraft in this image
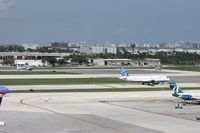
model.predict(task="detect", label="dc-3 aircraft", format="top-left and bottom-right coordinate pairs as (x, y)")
top-left (169, 82), bottom-right (200, 104)
top-left (0, 86), bottom-right (11, 126)
top-left (119, 67), bottom-right (170, 85)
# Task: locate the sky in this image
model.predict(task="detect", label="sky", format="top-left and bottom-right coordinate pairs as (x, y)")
top-left (0, 0), bottom-right (200, 44)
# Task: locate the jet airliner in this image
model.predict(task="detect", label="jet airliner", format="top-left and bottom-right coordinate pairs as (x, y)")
top-left (169, 82), bottom-right (200, 104)
top-left (119, 67), bottom-right (170, 85)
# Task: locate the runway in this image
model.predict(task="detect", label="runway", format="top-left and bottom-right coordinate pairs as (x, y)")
top-left (0, 69), bottom-right (199, 80)
top-left (1, 68), bottom-right (200, 133)
top-left (1, 69), bottom-right (200, 90)
top-left (1, 92), bottom-right (200, 133)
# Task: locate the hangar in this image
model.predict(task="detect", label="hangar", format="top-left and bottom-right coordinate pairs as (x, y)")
top-left (93, 58), bottom-right (161, 67)
top-left (0, 52), bottom-right (70, 66)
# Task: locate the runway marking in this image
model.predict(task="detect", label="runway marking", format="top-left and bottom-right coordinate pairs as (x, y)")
top-left (99, 84), bottom-right (117, 89)
top-left (20, 95), bottom-right (130, 133)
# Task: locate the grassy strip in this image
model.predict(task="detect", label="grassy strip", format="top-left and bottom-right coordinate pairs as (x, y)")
top-left (36, 66), bottom-right (155, 70)
top-left (164, 66), bottom-right (200, 72)
top-left (0, 78), bottom-right (129, 85)
top-left (0, 71), bottom-right (78, 75)
top-left (0, 67), bottom-right (15, 70)
top-left (11, 87), bottom-right (200, 93)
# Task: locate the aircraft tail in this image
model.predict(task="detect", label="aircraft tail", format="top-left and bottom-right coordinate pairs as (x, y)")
top-left (120, 67), bottom-right (129, 77)
top-left (169, 82), bottom-right (183, 97)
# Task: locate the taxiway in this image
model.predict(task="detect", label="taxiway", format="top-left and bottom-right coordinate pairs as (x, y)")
top-left (1, 91), bottom-right (200, 133)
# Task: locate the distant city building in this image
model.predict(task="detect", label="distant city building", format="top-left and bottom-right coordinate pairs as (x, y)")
top-left (51, 42), bottom-right (68, 49)
top-left (22, 43), bottom-right (39, 50)
top-left (79, 46), bottom-right (92, 54)
top-left (186, 42), bottom-right (200, 49)
top-left (1, 41), bottom-right (200, 56)
top-left (92, 46), bottom-right (104, 54)
top-left (80, 44), bottom-right (117, 54)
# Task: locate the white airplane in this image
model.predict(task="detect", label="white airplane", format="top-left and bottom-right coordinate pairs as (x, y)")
top-left (169, 82), bottom-right (200, 104)
top-left (119, 67), bottom-right (170, 85)
top-left (17, 65), bottom-right (34, 71)
top-left (0, 86), bottom-right (11, 126)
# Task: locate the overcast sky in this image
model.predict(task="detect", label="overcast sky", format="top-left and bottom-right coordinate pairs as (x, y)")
top-left (0, 0), bottom-right (200, 44)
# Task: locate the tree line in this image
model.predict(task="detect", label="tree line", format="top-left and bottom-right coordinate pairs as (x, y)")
top-left (2, 51), bottom-right (200, 66)
top-left (67, 51), bottom-right (200, 65)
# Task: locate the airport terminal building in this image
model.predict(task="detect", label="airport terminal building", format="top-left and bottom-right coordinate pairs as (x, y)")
top-left (93, 58), bottom-right (161, 67)
top-left (0, 52), bottom-right (70, 66)
top-left (0, 52), bottom-right (160, 67)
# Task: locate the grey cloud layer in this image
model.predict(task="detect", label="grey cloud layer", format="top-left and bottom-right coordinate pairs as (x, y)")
top-left (0, 0), bottom-right (15, 11)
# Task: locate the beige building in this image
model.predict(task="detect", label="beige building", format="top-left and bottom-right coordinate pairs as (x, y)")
top-left (93, 58), bottom-right (161, 67)
top-left (0, 52), bottom-right (70, 66)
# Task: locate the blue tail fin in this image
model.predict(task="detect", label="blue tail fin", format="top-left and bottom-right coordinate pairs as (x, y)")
top-left (120, 67), bottom-right (129, 77)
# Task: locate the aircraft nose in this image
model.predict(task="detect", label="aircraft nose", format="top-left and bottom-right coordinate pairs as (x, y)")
top-left (0, 86), bottom-right (11, 94)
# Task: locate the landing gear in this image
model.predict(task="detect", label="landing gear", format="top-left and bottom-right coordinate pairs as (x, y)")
top-left (196, 116), bottom-right (200, 120)
top-left (175, 103), bottom-right (183, 109)
top-left (182, 101), bottom-right (187, 105)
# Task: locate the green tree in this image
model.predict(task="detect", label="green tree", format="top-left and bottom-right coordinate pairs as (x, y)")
top-left (4, 58), bottom-right (14, 66)
top-left (70, 55), bottom-right (88, 64)
top-left (57, 59), bottom-right (66, 66)
top-left (47, 57), bottom-right (57, 67)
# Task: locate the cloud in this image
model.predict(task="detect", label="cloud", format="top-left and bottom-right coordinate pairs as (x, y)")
top-left (0, 0), bottom-right (15, 12)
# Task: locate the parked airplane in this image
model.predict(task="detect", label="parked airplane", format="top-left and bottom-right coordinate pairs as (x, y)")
top-left (119, 67), bottom-right (170, 85)
top-left (0, 86), bottom-right (11, 126)
top-left (169, 82), bottom-right (200, 104)
top-left (17, 65), bottom-right (34, 71)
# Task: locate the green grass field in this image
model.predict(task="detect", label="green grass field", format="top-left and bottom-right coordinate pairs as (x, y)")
top-left (35, 66), bottom-right (155, 70)
top-left (11, 87), bottom-right (200, 93)
top-left (164, 66), bottom-right (200, 72)
top-left (0, 78), bottom-right (129, 85)
top-left (0, 66), bottom-right (154, 70)
top-left (0, 71), bottom-right (78, 75)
